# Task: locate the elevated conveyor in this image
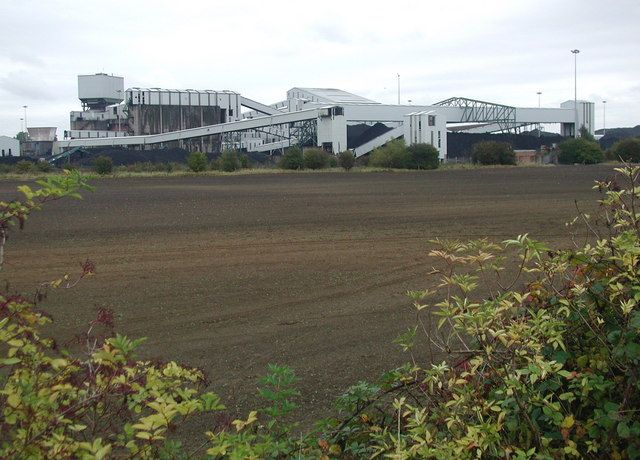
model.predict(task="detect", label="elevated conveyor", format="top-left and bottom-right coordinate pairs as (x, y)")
top-left (54, 106), bottom-right (334, 153)
top-left (353, 125), bottom-right (404, 157)
top-left (239, 96), bottom-right (282, 116)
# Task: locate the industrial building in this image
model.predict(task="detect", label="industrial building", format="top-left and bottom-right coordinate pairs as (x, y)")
top-left (21, 127), bottom-right (57, 157)
top-left (57, 74), bottom-right (596, 159)
top-left (0, 136), bottom-right (20, 157)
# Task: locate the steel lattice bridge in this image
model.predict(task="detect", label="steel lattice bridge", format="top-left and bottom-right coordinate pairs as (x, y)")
top-left (434, 97), bottom-right (519, 132)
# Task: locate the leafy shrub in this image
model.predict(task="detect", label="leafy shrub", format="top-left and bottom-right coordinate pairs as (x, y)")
top-left (219, 150), bottom-right (241, 172)
top-left (471, 141), bottom-right (516, 165)
top-left (7, 165), bottom-right (640, 458)
top-left (609, 137), bottom-right (640, 163)
top-left (317, 166), bottom-right (640, 457)
top-left (15, 160), bottom-right (33, 174)
top-left (328, 154), bottom-right (338, 168)
top-left (187, 151), bottom-right (208, 172)
top-left (558, 138), bottom-right (603, 164)
top-left (0, 173), bottom-right (227, 458)
top-left (338, 150), bottom-right (355, 171)
top-left (369, 139), bottom-right (410, 168)
top-left (35, 161), bottom-right (53, 173)
top-left (240, 153), bottom-right (251, 169)
top-left (407, 143), bottom-right (440, 169)
top-left (303, 148), bottom-right (330, 170)
top-left (279, 146), bottom-right (304, 170)
top-left (93, 155), bottom-right (113, 175)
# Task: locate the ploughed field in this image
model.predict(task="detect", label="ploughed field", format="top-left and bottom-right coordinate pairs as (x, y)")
top-left (1, 165), bottom-right (614, 426)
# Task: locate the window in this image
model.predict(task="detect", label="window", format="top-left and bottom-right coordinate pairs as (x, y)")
top-left (1, 149), bottom-right (4, 156)
top-left (8, 148), bottom-right (11, 155)
top-left (428, 115), bottom-right (436, 126)
top-left (418, 120), bottom-right (422, 130)
top-left (438, 131), bottom-right (441, 148)
top-left (229, 109), bottom-right (234, 117)
top-left (430, 132), bottom-right (434, 146)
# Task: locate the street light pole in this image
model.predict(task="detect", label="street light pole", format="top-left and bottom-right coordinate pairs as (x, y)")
top-left (22, 105), bottom-right (28, 138)
top-left (603, 100), bottom-right (607, 136)
top-left (397, 73), bottom-right (400, 105)
top-left (571, 49), bottom-right (580, 138)
top-left (537, 91), bottom-right (542, 136)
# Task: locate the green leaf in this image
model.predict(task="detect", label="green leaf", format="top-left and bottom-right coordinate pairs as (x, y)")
top-left (618, 421), bottom-right (631, 438)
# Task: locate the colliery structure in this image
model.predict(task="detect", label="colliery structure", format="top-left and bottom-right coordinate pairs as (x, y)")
top-left (56, 73), bottom-right (596, 160)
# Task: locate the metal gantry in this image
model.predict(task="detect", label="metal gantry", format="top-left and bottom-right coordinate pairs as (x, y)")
top-left (434, 97), bottom-right (518, 132)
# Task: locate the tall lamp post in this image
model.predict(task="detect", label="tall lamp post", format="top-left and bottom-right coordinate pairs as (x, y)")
top-left (603, 100), bottom-right (607, 136)
top-left (22, 105), bottom-right (28, 138)
top-left (571, 49), bottom-right (580, 138)
top-left (397, 73), bottom-right (400, 105)
top-left (537, 91), bottom-right (542, 136)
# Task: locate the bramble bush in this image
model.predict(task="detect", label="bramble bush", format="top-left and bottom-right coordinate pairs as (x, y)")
top-left (4, 166), bottom-right (640, 458)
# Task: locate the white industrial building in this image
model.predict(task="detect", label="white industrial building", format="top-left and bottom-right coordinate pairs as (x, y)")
top-left (56, 74), bottom-right (597, 160)
top-left (0, 136), bottom-right (20, 157)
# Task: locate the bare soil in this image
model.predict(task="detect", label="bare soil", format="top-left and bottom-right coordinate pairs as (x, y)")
top-left (0, 165), bottom-right (614, 431)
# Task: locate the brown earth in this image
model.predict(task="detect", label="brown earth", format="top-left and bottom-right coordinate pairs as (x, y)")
top-left (0, 165), bottom-right (615, 432)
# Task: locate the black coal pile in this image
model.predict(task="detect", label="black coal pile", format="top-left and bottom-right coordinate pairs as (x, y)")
top-left (447, 132), bottom-right (565, 160)
top-left (347, 123), bottom-right (393, 149)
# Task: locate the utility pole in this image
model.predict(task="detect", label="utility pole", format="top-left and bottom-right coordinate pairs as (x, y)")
top-left (397, 73), bottom-right (400, 105)
top-left (571, 49), bottom-right (580, 138)
top-left (603, 100), bottom-right (607, 136)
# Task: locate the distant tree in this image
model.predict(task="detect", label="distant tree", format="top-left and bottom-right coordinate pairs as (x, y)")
top-left (558, 138), bottom-right (603, 164)
top-left (407, 143), bottom-right (440, 170)
top-left (471, 141), bottom-right (516, 165)
top-left (279, 146), bottom-right (305, 170)
top-left (15, 132), bottom-right (28, 142)
top-left (303, 148), bottom-right (330, 170)
top-left (93, 156), bottom-right (113, 175)
top-left (579, 125), bottom-right (596, 142)
top-left (609, 138), bottom-right (640, 163)
top-left (187, 151), bottom-right (208, 172)
top-left (338, 151), bottom-right (355, 171)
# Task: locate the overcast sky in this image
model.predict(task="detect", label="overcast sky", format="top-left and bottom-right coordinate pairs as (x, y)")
top-left (1, 0), bottom-right (638, 137)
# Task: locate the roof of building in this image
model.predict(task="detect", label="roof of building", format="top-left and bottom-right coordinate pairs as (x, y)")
top-left (126, 88), bottom-right (239, 95)
top-left (289, 88), bottom-right (379, 104)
